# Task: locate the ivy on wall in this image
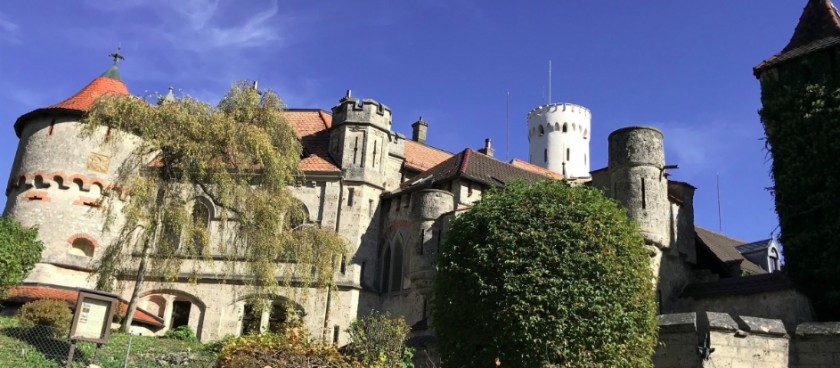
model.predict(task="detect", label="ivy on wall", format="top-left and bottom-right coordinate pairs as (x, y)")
top-left (758, 48), bottom-right (840, 321)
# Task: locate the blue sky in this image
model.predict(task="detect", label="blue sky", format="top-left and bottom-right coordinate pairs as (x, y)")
top-left (0, 1), bottom-right (808, 242)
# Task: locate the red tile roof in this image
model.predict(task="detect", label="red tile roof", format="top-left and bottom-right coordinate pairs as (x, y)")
top-left (14, 74), bottom-right (129, 136)
top-left (47, 76), bottom-right (129, 112)
top-left (285, 110), bottom-right (341, 173)
top-left (6, 284), bottom-right (164, 328)
top-left (404, 140), bottom-right (453, 172)
top-left (509, 158), bottom-right (564, 180)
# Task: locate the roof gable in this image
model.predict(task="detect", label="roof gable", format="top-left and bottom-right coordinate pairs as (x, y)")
top-left (404, 149), bottom-right (552, 189)
top-left (755, 0), bottom-right (840, 75)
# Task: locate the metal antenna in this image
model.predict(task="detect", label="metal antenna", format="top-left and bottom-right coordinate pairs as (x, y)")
top-left (548, 59), bottom-right (552, 104)
top-left (506, 91), bottom-right (510, 161)
top-left (717, 173), bottom-right (723, 232)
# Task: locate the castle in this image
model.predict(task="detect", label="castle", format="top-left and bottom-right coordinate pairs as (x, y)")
top-left (5, 1), bottom-right (840, 367)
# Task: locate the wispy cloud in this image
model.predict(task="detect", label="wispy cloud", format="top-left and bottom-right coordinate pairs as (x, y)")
top-left (0, 12), bottom-right (21, 44)
top-left (657, 119), bottom-right (758, 172)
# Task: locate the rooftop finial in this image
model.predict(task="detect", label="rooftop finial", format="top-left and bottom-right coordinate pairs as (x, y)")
top-left (109, 47), bottom-right (125, 66)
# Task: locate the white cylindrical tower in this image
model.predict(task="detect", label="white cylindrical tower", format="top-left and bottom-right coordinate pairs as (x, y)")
top-left (527, 103), bottom-right (591, 178)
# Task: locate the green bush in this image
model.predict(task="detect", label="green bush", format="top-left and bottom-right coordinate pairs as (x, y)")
top-left (0, 217), bottom-right (44, 299)
top-left (345, 311), bottom-right (413, 368)
top-left (165, 325), bottom-right (198, 342)
top-left (18, 299), bottom-right (72, 336)
top-left (215, 330), bottom-right (353, 368)
top-left (433, 180), bottom-right (657, 368)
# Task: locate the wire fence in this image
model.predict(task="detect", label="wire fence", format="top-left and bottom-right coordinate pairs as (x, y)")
top-left (1, 323), bottom-right (103, 367)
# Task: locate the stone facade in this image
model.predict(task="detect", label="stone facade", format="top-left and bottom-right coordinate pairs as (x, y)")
top-left (656, 312), bottom-right (840, 368)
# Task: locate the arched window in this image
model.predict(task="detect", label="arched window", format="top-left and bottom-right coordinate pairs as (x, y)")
top-left (171, 300), bottom-right (192, 329)
top-left (192, 199), bottom-right (211, 254)
top-left (562, 123), bottom-right (568, 133)
top-left (390, 240), bottom-right (404, 292)
top-left (583, 129), bottom-right (589, 139)
top-left (70, 237), bottom-right (95, 257)
top-left (381, 246), bottom-right (392, 292)
top-left (268, 300), bottom-right (291, 334)
top-left (241, 303), bottom-right (261, 335)
top-left (290, 202), bottom-right (311, 230)
top-left (538, 125), bottom-right (545, 136)
top-left (769, 248), bottom-right (779, 272)
top-left (554, 122), bottom-right (560, 130)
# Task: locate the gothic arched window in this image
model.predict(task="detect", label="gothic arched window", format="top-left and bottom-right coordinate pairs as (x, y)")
top-left (562, 123), bottom-right (568, 133)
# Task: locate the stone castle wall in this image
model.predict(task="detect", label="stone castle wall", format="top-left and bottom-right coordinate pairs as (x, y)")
top-left (655, 311), bottom-right (840, 367)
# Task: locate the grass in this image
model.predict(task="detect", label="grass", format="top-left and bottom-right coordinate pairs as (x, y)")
top-left (0, 316), bottom-right (217, 367)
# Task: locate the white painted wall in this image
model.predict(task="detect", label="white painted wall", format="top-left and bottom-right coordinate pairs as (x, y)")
top-left (527, 103), bottom-right (591, 178)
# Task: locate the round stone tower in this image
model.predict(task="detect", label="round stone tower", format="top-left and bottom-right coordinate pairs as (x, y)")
top-left (527, 103), bottom-right (591, 178)
top-left (4, 61), bottom-right (133, 288)
top-left (607, 126), bottom-right (669, 249)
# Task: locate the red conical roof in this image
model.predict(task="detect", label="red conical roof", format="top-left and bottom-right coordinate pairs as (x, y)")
top-left (14, 67), bottom-right (129, 137)
top-left (755, 0), bottom-right (840, 76)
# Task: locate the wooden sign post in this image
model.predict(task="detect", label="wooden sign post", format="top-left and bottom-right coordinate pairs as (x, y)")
top-left (66, 290), bottom-right (118, 367)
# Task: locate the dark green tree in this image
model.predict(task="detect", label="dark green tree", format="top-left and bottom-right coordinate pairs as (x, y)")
top-left (0, 217), bottom-right (44, 299)
top-left (433, 180), bottom-right (657, 368)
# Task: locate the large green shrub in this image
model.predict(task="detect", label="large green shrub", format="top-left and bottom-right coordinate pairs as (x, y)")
top-left (433, 180), bottom-right (657, 368)
top-left (758, 49), bottom-right (840, 320)
top-left (18, 299), bottom-right (72, 336)
top-left (345, 311), bottom-right (413, 368)
top-left (0, 217), bottom-right (44, 299)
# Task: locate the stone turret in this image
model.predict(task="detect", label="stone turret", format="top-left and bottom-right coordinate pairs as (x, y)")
top-left (608, 126), bottom-right (669, 249)
top-left (408, 189), bottom-right (455, 297)
top-left (527, 102), bottom-right (591, 179)
top-left (329, 91), bottom-right (395, 188)
top-left (4, 60), bottom-right (135, 288)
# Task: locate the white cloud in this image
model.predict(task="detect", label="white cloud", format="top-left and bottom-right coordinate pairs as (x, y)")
top-left (0, 12), bottom-right (21, 44)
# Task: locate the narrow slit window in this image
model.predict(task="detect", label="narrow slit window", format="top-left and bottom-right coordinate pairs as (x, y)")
top-left (372, 141), bottom-right (378, 168)
top-left (566, 148), bottom-right (570, 161)
top-left (641, 178), bottom-right (647, 210)
top-left (544, 149), bottom-right (548, 163)
top-left (353, 137), bottom-right (359, 164)
top-left (347, 188), bottom-right (355, 207)
top-left (333, 325), bottom-right (340, 344)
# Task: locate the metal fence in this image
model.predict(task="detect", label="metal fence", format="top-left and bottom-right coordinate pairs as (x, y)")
top-left (1, 322), bottom-right (216, 368)
top-left (1, 323), bottom-right (105, 367)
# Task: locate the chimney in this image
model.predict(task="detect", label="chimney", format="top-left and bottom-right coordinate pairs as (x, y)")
top-left (478, 138), bottom-right (494, 158)
top-left (411, 116), bottom-right (428, 144)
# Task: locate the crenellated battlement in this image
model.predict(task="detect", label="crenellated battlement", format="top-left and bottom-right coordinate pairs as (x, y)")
top-left (331, 95), bottom-right (392, 129)
top-left (527, 102), bottom-right (591, 120)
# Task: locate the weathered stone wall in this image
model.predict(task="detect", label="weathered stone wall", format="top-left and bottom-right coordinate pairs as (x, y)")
top-left (656, 312), bottom-right (840, 368)
top-left (677, 288), bottom-right (813, 333)
top-left (792, 322), bottom-right (840, 367)
top-left (655, 312), bottom-right (703, 368)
